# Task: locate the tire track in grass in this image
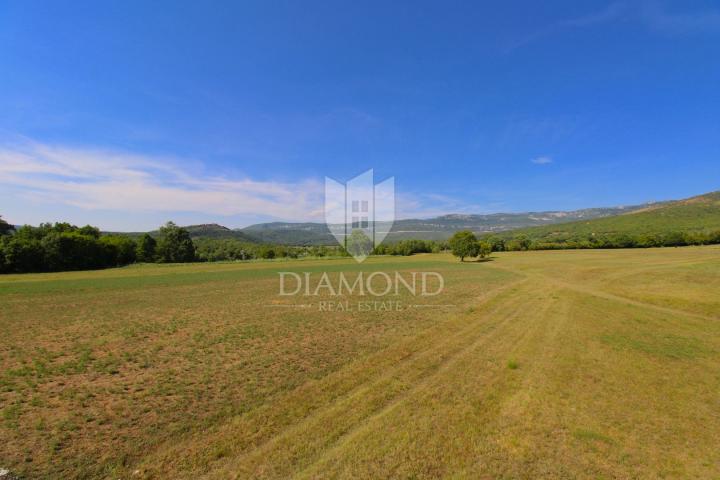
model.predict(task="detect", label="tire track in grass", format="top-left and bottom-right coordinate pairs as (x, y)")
top-left (487, 263), bottom-right (719, 323)
top-left (290, 282), bottom-right (558, 479)
top-left (208, 282), bottom-right (547, 479)
top-left (548, 277), bottom-right (719, 323)
top-left (137, 276), bottom-right (529, 478)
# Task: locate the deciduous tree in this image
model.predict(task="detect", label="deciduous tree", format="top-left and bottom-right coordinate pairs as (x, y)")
top-left (448, 230), bottom-right (479, 262)
top-left (136, 234), bottom-right (157, 262)
top-left (156, 222), bottom-right (196, 263)
top-left (0, 215), bottom-right (13, 236)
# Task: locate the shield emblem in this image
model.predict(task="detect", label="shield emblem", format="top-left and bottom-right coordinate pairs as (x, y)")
top-left (325, 169), bottom-right (395, 262)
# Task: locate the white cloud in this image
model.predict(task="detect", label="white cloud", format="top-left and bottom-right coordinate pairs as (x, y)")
top-left (0, 141), bottom-right (325, 224)
top-left (394, 192), bottom-right (495, 219)
top-left (530, 156), bottom-right (553, 165)
top-left (504, 2), bottom-right (720, 53)
top-left (0, 140), bottom-right (494, 228)
top-left (640, 1), bottom-right (720, 34)
top-left (503, 3), bottom-right (627, 52)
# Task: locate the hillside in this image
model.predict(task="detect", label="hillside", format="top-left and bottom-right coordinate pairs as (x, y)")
top-left (240, 222), bottom-right (334, 245)
top-left (179, 223), bottom-right (257, 242)
top-left (241, 203), bottom-right (655, 245)
top-left (106, 191), bottom-right (719, 247)
top-left (115, 223), bottom-right (259, 243)
top-left (500, 191), bottom-right (720, 244)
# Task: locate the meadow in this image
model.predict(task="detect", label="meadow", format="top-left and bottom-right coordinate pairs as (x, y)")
top-left (1, 247), bottom-right (719, 478)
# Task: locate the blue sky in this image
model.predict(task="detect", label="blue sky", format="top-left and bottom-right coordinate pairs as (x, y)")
top-left (1, 0), bottom-right (719, 230)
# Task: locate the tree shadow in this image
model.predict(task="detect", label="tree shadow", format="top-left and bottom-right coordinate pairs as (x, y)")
top-left (459, 257), bottom-right (495, 263)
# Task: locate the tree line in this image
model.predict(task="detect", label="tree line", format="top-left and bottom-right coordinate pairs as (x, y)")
top-left (372, 238), bottom-right (447, 256)
top-left (3, 214), bottom-right (720, 273)
top-left (194, 238), bottom-right (345, 262)
top-left (485, 230), bottom-right (720, 252)
top-left (0, 217), bottom-right (350, 274)
top-left (0, 216), bottom-right (452, 274)
top-left (0, 218), bottom-right (198, 274)
top-left (444, 229), bottom-right (720, 261)
top-left (373, 229), bottom-right (720, 261)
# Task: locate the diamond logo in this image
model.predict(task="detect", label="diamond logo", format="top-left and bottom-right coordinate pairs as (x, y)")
top-left (325, 169), bottom-right (395, 262)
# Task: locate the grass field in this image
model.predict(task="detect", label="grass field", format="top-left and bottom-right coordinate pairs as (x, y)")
top-left (2, 247), bottom-right (720, 478)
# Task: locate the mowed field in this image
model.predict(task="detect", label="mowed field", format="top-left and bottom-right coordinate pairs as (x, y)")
top-left (1, 247), bottom-right (720, 479)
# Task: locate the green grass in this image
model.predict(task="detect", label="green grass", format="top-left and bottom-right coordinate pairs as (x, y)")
top-left (1, 248), bottom-right (720, 478)
top-left (573, 428), bottom-right (615, 444)
top-left (599, 332), bottom-right (708, 359)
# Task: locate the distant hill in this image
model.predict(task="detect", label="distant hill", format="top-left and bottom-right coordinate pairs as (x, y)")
top-left (114, 223), bottom-right (259, 243)
top-left (105, 191), bottom-right (719, 247)
top-left (179, 224), bottom-right (257, 242)
top-left (240, 203), bottom-right (656, 245)
top-left (240, 222), bottom-right (334, 245)
top-left (499, 191), bottom-right (720, 243)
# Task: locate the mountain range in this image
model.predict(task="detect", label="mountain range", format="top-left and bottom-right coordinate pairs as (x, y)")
top-left (163, 201), bottom-right (663, 245)
top-left (501, 190), bottom-right (720, 243)
top-left (110, 190), bottom-right (720, 246)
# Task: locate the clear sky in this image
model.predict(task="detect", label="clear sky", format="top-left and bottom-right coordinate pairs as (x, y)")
top-left (1, 0), bottom-right (719, 230)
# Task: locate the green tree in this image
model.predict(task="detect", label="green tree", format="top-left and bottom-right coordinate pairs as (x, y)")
top-left (485, 235), bottom-right (505, 252)
top-left (477, 240), bottom-right (492, 259)
top-left (41, 232), bottom-right (108, 271)
top-left (2, 237), bottom-right (45, 272)
top-left (448, 230), bottom-right (479, 262)
top-left (346, 229), bottom-right (374, 259)
top-left (136, 234), bottom-right (157, 262)
top-left (0, 215), bottom-right (13, 236)
top-left (78, 225), bottom-right (101, 238)
top-left (0, 222), bottom-right (141, 273)
top-left (514, 234), bottom-right (532, 251)
top-left (0, 238), bottom-right (7, 273)
top-left (156, 222), bottom-right (196, 263)
top-left (257, 245), bottom-right (276, 259)
top-left (100, 235), bottom-right (137, 266)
